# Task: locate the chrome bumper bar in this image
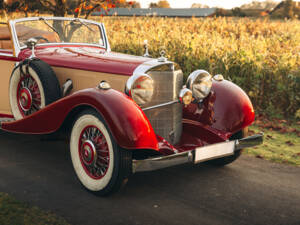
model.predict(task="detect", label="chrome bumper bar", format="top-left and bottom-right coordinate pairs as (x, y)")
top-left (132, 133), bottom-right (263, 173)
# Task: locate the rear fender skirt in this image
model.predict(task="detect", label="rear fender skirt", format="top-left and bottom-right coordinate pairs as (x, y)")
top-left (183, 80), bottom-right (255, 135)
top-left (1, 88), bottom-right (158, 151)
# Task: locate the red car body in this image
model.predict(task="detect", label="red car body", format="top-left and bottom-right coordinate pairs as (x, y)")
top-left (1, 46), bottom-right (254, 155)
top-left (0, 17), bottom-right (262, 195)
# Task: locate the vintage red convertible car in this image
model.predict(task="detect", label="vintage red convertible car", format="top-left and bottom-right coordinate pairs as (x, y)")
top-left (0, 17), bottom-right (263, 195)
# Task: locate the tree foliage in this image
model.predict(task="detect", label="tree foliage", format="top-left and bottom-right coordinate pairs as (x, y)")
top-left (231, 7), bottom-right (246, 17)
top-left (149, 2), bottom-right (158, 8)
top-left (284, 0), bottom-right (294, 18)
top-left (115, 0), bottom-right (140, 8)
top-left (1, 0), bottom-right (134, 18)
top-left (149, 0), bottom-right (170, 8)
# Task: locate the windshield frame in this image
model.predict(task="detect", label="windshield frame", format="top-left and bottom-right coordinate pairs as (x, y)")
top-left (9, 17), bottom-right (110, 57)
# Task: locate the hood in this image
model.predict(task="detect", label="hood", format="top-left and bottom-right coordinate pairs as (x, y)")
top-left (18, 46), bottom-right (153, 76)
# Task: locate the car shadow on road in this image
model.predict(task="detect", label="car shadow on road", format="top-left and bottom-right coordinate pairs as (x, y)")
top-left (0, 131), bottom-right (236, 197)
top-left (1, 131), bottom-right (300, 225)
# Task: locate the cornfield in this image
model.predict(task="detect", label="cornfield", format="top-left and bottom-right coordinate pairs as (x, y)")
top-left (98, 16), bottom-right (300, 119)
top-left (1, 14), bottom-right (300, 119)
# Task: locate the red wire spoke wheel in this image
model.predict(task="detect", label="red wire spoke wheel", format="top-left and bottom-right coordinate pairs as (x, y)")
top-left (17, 73), bottom-right (42, 117)
top-left (78, 125), bottom-right (110, 179)
top-left (70, 109), bottom-right (132, 196)
top-left (9, 59), bottom-right (61, 120)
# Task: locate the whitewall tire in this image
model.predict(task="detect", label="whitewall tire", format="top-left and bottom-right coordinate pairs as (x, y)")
top-left (70, 109), bottom-right (132, 195)
top-left (9, 59), bottom-right (61, 120)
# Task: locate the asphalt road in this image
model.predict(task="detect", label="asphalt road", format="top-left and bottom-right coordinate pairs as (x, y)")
top-left (0, 131), bottom-right (299, 225)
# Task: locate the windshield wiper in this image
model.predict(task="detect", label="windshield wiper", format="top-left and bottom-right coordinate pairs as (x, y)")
top-left (73, 18), bottom-right (95, 32)
top-left (39, 17), bottom-right (61, 38)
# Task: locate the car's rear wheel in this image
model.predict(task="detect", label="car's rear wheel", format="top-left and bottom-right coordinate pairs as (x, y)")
top-left (9, 59), bottom-right (61, 120)
top-left (207, 128), bottom-right (248, 166)
top-left (70, 109), bottom-right (132, 196)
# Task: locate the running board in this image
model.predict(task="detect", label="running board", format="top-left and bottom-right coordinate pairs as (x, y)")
top-left (0, 117), bottom-right (15, 125)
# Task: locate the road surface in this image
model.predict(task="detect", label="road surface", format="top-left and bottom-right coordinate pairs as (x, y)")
top-left (0, 131), bottom-right (299, 225)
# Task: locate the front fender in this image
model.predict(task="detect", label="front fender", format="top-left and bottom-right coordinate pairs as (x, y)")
top-left (183, 80), bottom-right (255, 135)
top-left (1, 88), bottom-right (158, 151)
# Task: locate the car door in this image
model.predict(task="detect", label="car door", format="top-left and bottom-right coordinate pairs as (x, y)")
top-left (0, 23), bottom-right (18, 116)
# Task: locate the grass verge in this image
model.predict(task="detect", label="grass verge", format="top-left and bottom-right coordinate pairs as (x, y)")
top-left (0, 192), bottom-right (70, 225)
top-left (245, 124), bottom-right (300, 166)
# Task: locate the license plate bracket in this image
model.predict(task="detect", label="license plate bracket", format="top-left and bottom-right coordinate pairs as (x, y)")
top-left (194, 141), bottom-right (235, 164)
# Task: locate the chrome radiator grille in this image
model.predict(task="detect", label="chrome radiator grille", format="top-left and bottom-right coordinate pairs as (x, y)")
top-left (144, 70), bottom-right (183, 145)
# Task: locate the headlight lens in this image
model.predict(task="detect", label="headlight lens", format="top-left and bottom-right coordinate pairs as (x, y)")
top-left (125, 74), bottom-right (154, 106)
top-left (179, 88), bottom-right (193, 106)
top-left (186, 70), bottom-right (212, 101)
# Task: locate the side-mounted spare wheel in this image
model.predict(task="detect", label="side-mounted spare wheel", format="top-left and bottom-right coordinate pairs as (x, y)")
top-left (9, 58), bottom-right (61, 119)
top-left (70, 109), bottom-right (132, 196)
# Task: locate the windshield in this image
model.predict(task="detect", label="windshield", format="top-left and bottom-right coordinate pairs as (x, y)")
top-left (14, 18), bottom-right (105, 48)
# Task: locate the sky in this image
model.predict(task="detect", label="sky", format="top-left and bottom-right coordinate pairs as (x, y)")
top-left (138, 0), bottom-right (285, 9)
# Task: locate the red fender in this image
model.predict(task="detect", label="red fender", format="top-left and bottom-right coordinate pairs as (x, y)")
top-left (1, 88), bottom-right (158, 151)
top-left (183, 80), bottom-right (255, 135)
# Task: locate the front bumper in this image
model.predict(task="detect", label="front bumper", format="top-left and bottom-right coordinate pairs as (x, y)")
top-left (132, 133), bottom-right (263, 173)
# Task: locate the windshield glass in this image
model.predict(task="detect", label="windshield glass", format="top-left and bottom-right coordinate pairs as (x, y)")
top-left (14, 18), bottom-right (104, 48)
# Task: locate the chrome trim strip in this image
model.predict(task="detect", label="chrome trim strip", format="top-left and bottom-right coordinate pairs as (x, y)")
top-left (133, 151), bottom-right (194, 173)
top-left (9, 20), bottom-right (19, 57)
top-left (125, 73), bottom-right (152, 96)
top-left (0, 53), bottom-right (14, 57)
top-left (235, 133), bottom-right (264, 150)
top-left (101, 23), bottom-right (111, 52)
top-left (132, 133), bottom-right (264, 173)
top-left (142, 100), bottom-right (179, 111)
top-left (132, 59), bottom-right (174, 76)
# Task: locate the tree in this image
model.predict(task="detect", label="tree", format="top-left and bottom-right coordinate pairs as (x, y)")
top-left (231, 7), bottom-right (246, 17)
top-left (116, 0), bottom-right (140, 8)
top-left (2, 0), bottom-right (132, 46)
top-left (149, 2), bottom-right (158, 8)
top-left (149, 0), bottom-right (170, 8)
top-left (284, 0), bottom-right (294, 19)
top-left (3, 0), bottom-right (131, 17)
top-left (2, 0), bottom-right (41, 16)
top-left (157, 0), bottom-right (170, 8)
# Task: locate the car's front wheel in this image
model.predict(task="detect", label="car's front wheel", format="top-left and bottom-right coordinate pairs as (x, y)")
top-left (70, 109), bottom-right (132, 196)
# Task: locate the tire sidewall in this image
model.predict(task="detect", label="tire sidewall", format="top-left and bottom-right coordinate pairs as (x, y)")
top-left (9, 64), bottom-right (46, 120)
top-left (70, 112), bottom-right (118, 192)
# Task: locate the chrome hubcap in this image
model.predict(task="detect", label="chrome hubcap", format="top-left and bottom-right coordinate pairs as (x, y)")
top-left (19, 87), bottom-right (32, 111)
top-left (81, 140), bottom-right (97, 166)
top-left (17, 74), bottom-right (41, 116)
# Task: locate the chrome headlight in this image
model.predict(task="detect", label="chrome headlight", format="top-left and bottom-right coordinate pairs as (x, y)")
top-left (179, 88), bottom-right (193, 106)
top-left (186, 70), bottom-right (212, 101)
top-left (125, 74), bottom-right (154, 106)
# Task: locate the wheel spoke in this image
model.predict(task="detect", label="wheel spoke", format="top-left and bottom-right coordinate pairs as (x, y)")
top-left (96, 149), bottom-right (108, 153)
top-left (17, 73), bottom-right (42, 117)
top-left (79, 125), bottom-right (110, 179)
top-left (97, 161), bottom-right (108, 168)
top-left (98, 155), bottom-right (109, 162)
top-left (31, 103), bottom-right (40, 111)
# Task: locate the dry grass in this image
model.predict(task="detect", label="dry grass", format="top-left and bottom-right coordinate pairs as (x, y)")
top-left (1, 14), bottom-right (300, 118)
